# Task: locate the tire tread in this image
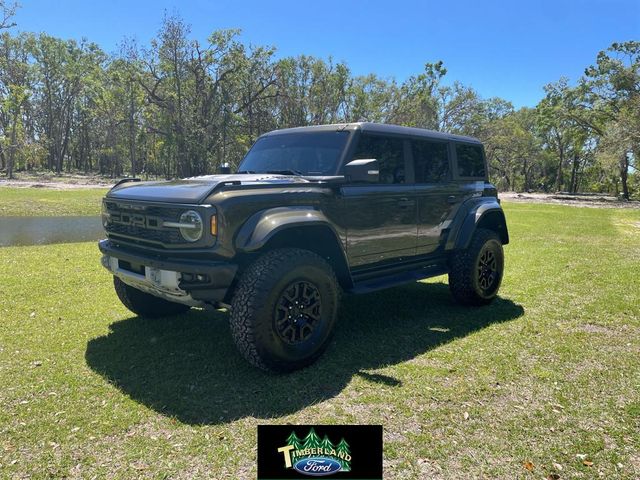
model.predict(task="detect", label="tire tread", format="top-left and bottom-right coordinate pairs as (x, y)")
top-left (229, 248), bottom-right (340, 372)
top-left (448, 228), bottom-right (503, 306)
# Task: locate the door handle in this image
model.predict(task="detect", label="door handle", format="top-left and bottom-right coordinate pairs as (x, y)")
top-left (447, 195), bottom-right (457, 204)
top-left (397, 197), bottom-right (415, 208)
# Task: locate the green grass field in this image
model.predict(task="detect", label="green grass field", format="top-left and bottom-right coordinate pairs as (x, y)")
top-left (0, 187), bottom-right (107, 216)
top-left (0, 201), bottom-right (638, 479)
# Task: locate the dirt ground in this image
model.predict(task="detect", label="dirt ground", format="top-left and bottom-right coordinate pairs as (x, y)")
top-left (499, 192), bottom-right (640, 209)
top-left (0, 174), bottom-right (114, 189)
top-left (1, 175), bottom-right (639, 208)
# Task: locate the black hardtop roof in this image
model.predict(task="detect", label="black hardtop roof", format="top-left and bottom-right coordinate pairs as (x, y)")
top-left (261, 122), bottom-right (482, 144)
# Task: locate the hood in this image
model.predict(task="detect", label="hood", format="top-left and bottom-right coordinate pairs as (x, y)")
top-left (107, 174), bottom-right (311, 203)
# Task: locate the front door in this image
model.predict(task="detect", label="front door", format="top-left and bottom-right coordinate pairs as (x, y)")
top-left (342, 134), bottom-right (417, 267)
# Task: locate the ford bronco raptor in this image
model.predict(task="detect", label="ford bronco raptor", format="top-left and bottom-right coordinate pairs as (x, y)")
top-left (99, 123), bottom-right (509, 372)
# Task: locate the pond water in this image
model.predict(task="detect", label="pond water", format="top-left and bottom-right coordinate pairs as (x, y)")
top-left (0, 216), bottom-right (104, 247)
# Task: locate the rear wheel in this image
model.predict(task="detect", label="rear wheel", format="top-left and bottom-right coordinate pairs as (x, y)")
top-left (448, 228), bottom-right (504, 306)
top-left (113, 276), bottom-right (190, 318)
top-left (229, 248), bottom-right (340, 373)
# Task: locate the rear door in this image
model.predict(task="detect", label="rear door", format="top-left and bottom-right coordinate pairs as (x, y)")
top-left (411, 137), bottom-right (460, 255)
top-left (341, 133), bottom-right (417, 267)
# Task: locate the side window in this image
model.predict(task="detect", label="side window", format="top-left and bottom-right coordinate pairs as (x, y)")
top-left (412, 139), bottom-right (449, 183)
top-left (455, 143), bottom-right (485, 178)
top-left (352, 134), bottom-right (405, 184)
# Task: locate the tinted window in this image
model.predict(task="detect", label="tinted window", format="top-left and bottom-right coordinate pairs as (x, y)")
top-left (455, 143), bottom-right (485, 178)
top-left (238, 131), bottom-right (349, 176)
top-left (351, 134), bottom-right (405, 184)
top-left (412, 139), bottom-right (449, 183)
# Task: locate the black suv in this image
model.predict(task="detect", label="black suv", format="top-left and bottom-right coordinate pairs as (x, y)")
top-left (99, 123), bottom-right (509, 372)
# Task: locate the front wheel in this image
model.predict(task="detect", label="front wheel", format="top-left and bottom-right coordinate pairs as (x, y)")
top-left (229, 248), bottom-right (340, 373)
top-left (448, 228), bottom-right (504, 306)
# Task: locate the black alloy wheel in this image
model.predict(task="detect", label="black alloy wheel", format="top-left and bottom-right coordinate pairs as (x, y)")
top-left (274, 280), bottom-right (322, 345)
top-left (477, 247), bottom-right (499, 293)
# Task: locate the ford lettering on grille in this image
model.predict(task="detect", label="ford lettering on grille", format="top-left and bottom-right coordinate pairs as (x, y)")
top-left (110, 212), bottom-right (163, 230)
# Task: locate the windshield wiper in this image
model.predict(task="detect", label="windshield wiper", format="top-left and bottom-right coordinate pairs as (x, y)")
top-left (265, 169), bottom-right (304, 176)
top-left (237, 170), bottom-right (255, 174)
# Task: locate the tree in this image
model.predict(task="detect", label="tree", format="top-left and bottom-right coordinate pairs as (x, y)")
top-left (536, 79), bottom-right (596, 192)
top-left (389, 61), bottom-right (447, 129)
top-left (0, 32), bottom-right (32, 178)
top-left (30, 34), bottom-right (106, 174)
top-left (344, 74), bottom-right (396, 123)
top-left (584, 41), bottom-right (640, 199)
top-left (0, 1), bottom-right (18, 31)
top-left (482, 107), bottom-right (545, 191)
top-left (273, 55), bottom-right (348, 128)
top-left (136, 15), bottom-right (279, 177)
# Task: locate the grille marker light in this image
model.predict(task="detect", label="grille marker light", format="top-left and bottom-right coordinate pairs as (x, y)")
top-left (210, 214), bottom-right (217, 236)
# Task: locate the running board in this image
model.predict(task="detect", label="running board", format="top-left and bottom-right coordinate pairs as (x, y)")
top-left (350, 263), bottom-right (449, 294)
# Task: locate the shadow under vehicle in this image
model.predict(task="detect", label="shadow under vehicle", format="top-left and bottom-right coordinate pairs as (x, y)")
top-left (86, 282), bottom-right (523, 425)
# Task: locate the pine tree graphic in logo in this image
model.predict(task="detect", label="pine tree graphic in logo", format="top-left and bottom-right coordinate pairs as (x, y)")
top-left (286, 431), bottom-right (303, 451)
top-left (277, 428), bottom-right (352, 476)
top-left (320, 434), bottom-right (333, 453)
top-left (335, 438), bottom-right (351, 472)
top-left (302, 427), bottom-right (322, 450)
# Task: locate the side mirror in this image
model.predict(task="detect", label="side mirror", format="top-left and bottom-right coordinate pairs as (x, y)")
top-left (344, 159), bottom-right (379, 183)
top-left (218, 163), bottom-right (231, 174)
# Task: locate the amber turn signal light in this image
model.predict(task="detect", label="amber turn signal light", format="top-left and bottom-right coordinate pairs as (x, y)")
top-left (210, 214), bottom-right (217, 236)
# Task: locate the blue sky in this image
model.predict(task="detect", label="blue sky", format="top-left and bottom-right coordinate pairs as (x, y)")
top-left (14, 0), bottom-right (640, 108)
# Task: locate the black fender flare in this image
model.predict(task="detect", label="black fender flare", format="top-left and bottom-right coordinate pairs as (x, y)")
top-left (235, 206), bottom-right (343, 253)
top-left (446, 199), bottom-right (509, 251)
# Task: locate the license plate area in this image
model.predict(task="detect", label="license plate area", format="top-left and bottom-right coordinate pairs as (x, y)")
top-left (118, 259), bottom-right (145, 275)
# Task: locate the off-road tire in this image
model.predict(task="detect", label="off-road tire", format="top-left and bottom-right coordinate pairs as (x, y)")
top-left (113, 276), bottom-right (190, 318)
top-left (230, 248), bottom-right (340, 373)
top-left (448, 228), bottom-right (504, 306)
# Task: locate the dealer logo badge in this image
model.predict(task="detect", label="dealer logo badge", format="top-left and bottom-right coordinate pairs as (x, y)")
top-left (257, 424), bottom-right (382, 480)
top-left (277, 427), bottom-right (351, 476)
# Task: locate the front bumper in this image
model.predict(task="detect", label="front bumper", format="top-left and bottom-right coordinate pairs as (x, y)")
top-left (98, 239), bottom-right (238, 306)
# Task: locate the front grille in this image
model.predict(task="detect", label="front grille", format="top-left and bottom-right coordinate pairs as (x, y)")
top-left (104, 200), bottom-right (188, 247)
top-left (107, 223), bottom-right (183, 244)
top-left (143, 205), bottom-right (183, 219)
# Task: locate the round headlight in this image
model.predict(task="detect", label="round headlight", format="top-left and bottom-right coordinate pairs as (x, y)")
top-left (179, 210), bottom-right (203, 242)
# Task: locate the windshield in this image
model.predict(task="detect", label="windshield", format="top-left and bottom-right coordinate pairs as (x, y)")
top-left (238, 131), bottom-right (350, 176)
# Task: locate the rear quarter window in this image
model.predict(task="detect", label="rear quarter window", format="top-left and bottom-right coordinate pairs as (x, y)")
top-left (455, 143), bottom-right (485, 178)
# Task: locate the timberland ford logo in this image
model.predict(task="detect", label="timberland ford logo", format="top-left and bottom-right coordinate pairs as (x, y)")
top-left (277, 428), bottom-right (351, 476)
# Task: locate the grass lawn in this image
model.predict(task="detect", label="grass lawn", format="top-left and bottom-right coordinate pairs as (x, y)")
top-left (0, 201), bottom-right (638, 479)
top-left (0, 187), bottom-right (107, 216)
